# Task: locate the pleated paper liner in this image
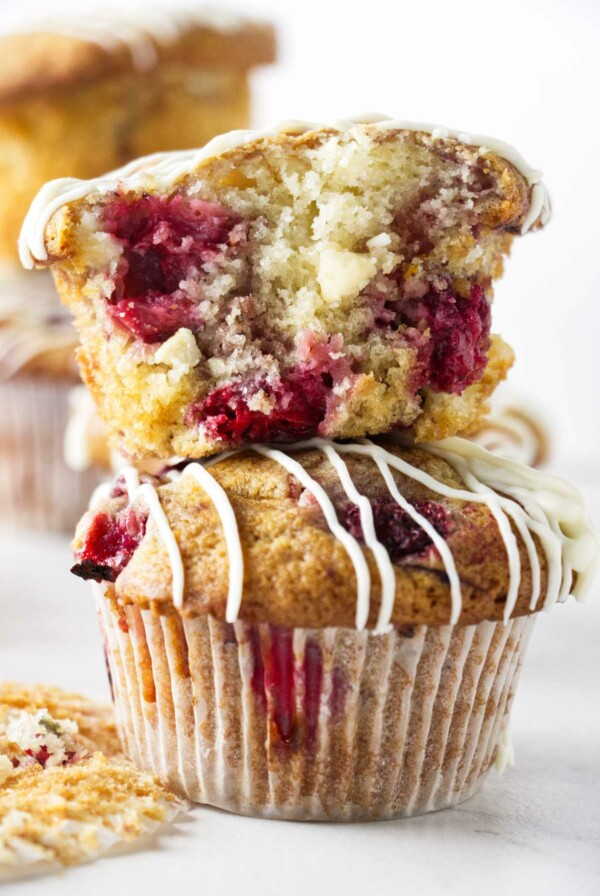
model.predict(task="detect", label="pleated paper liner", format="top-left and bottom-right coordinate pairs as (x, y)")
top-left (0, 375), bottom-right (103, 531)
top-left (96, 588), bottom-right (534, 821)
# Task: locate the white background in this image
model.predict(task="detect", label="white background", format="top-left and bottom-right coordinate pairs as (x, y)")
top-left (1, 0), bottom-right (599, 465)
top-left (0, 2), bottom-right (599, 894)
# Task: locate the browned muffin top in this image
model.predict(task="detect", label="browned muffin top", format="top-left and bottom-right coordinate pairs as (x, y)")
top-left (0, 14), bottom-right (276, 105)
top-left (71, 438), bottom-right (596, 630)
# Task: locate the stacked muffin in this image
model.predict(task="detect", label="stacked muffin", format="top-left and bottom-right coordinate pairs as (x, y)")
top-left (20, 117), bottom-right (598, 820)
top-left (0, 9), bottom-right (275, 530)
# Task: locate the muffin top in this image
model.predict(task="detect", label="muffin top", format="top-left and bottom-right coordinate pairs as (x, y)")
top-left (72, 437), bottom-right (598, 630)
top-left (0, 10), bottom-right (276, 105)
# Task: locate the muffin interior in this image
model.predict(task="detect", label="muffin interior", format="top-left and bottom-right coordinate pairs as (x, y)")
top-left (50, 126), bottom-right (524, 455)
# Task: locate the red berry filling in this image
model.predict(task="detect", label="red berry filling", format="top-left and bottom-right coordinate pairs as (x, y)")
top-left (102, 194), bottom-right (246, 343)
top-left (249, 626), bottom-right (325, 750)
top-left (108, 295), bottom-right (202, 343)
top-left (248, 627), bottom-right (267, 712)
top-left (188, 333), bottom-right (355, 444)
top-left (302, 640), bottom-right (323, 750)
top-left (24, 744), bottom-right (51, 768)
top-left (340, 497), bottom-right (449, 561)
top-left (263, 627), bottom-right (296, 746)
top-left (399, 283), bottom-right (491, 394)
top-left (189, 370), bottom-right (329, 444)
top-left (71, 506), bottom-right (148, 582)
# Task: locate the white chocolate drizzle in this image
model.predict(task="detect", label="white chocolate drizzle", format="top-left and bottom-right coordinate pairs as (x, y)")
top-left (180, 463), bottom-right (244, 618)
top-left (115, 465), bottom-right (185, 608)
top-left (318, 443), bottom-right (396, 632)
top-left (20, 114), bottom-right (549, 270)
top-left (107, 437), bottom-right (597, 630)
top-left (252, 445), bottom-right (372, 631)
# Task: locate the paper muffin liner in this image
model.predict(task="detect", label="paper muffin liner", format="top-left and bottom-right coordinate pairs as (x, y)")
top-left (96, 589), bottom-right (535, 821)
top-left (0, 375), bottom-right (103, 532)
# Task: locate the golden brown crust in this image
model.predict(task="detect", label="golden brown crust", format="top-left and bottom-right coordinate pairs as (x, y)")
top-left (0, 23), bottom-right (276, 105)
top-left (75, 443), bottom-right (548, 629)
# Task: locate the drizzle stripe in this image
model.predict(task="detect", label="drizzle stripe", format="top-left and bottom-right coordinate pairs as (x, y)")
top-left (318, 442), bottom-right (396, 633)
top-left (135, 483), bottom-right (184, 609)
top-left (252, 445), bottom-right (372, 630)
top-left (181, 463), bottom-right (244, 623)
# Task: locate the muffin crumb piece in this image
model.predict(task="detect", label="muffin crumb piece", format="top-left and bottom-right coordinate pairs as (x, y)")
top-left (0, 683), bottom-right (183, 876)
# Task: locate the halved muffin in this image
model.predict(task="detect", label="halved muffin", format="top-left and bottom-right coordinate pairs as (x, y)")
top-left (70, 437), bottom-right (596, 820)
top-left (21, 117), bottom-right (548, 458)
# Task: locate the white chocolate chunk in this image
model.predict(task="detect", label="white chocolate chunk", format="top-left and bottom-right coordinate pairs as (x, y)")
top-left (78, 212), bottom-right (123, 270)
top-left (366, 232), bottom-right (392, 249)
top-left (318, 248), bottom-right (376, 304)
top-left (154, 328), bottom-right (201, 381)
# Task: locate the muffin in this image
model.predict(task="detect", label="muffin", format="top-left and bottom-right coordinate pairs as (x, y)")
top-left (0, 264), bottom-right (104, 530)
top-left (0, 9), bottom-right (276, 260)
top-left (69, 437), bottom-right (597, 820)
top-left (19, 115), bottom-right (549, 458)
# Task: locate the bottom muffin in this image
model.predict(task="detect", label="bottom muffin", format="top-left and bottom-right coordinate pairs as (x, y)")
top-left (72, 437), bottom-right (597, 820)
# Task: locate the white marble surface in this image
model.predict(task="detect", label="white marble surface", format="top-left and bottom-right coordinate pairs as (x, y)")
top-left (1, 502), bottom-right (599, 896)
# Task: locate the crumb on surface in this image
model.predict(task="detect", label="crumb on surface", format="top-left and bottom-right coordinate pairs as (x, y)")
top-left (0, 683), bottom-right (183, 874)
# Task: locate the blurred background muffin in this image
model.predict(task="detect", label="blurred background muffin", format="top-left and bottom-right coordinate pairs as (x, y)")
top-left (0, 265), bottom-right (103, 530)
top-left (0, 8), bottom-right (276, 260)
top-left (467, 387), bottom-right (551, 468)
